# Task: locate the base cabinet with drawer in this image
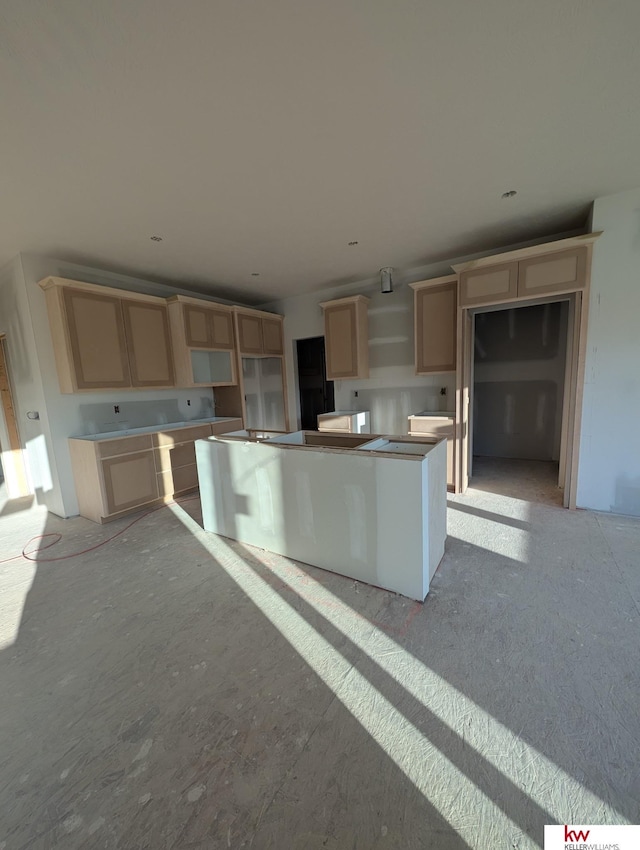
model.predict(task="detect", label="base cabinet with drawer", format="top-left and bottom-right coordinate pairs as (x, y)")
top-left (69, 419), bottom-right (242, 523)
top-left (317, 411), bottom-right (371, 434)
top-left (408, 414), bottom-right (455, 491)
top-left (458, 247), bottom-right (588, 308)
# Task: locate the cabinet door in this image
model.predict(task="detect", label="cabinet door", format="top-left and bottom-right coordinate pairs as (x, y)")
top-left (518, 248), bottom-right (587, 297)
top-left (122, 301), bottom-right (175, 387)
top-left (237, 313), bottom-right (263, 354)
top-left (63, 289), bottom-right (131, 389)
top-left (262, 317), bottom-right (283, 355)
top-left (459, 262), bottom-right (518, 307)
top-left (102, 451), bottom-right (158, 515)
top-left (415, 282), bottom-right (457, 373)
top-left (324, 303), bottom-right (358, 379)
top-left (209, 308), bottom-right (235, 350)
top-left (184, 305), bottom-right (213, 347)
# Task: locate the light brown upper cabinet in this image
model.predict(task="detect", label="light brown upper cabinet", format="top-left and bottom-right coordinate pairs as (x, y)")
top-left (41, 278), bottom-right (175, 392)
top-left (167, 296), bottom-right (237, 387)
top-left (459, 262), bottom-right (518, 308)
top-left (60, 287), bottom-right (131, 390)
top-left (182, 303), bottom-right (234, 350)
top-left (320, 295), bottom-right (369, 380)
top-left (234, 308), bottom-right (284, 356)
top-left (518, 247), bottom-right (587, 298)
top-left (410, 276), bottom-right (457, 374)
top-left (458, 247), bottom-right (588, 308)
top-left (262, 316), bottom-right (284, 355)
top-left (122, 300), bottom-right (175, 387)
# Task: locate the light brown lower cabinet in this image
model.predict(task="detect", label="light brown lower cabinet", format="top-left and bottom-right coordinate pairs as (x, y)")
top-left (408, 415), bottom-right (455, 491)
top-left (69, 419), bottom-right (242, 523)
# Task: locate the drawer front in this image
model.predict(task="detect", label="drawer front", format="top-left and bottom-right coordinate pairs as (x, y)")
top-left (97, 434), bottom-right (153, 458)
top-left (318, 414), bottom-right (352, 432)
top-left (210, 418), bottom-right (243, 436)
top-left (155, 441), bottom-right (196, 473)
top-left (153, 425), bottom-right (211, 447)
top-left (172, 463), bottom-right (199, 493)
top-left (158, 464), bottom-right (199, 498)
top-left (408, 418), bottom-right (454, 438)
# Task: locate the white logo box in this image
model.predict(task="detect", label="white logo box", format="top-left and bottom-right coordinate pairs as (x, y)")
top-left (545, 824), bottom-right (640, 849)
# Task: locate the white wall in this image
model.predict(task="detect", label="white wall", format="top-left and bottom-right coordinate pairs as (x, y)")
top-left (262, 233), bottom-right (583, 437)
top-left (577, 188), bottom-right (640, 515)
top-left (0, 258), bottom-right (53, 500)
top-left (5, 254), bottom-right (249, 517)
top-left (473, 301), bottom-right (568, 461)
top-left (263, 271), bottom-right (457, 436)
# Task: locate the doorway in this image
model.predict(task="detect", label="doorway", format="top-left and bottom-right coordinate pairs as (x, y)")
top-left (459, 291), bottom-right (589, 506)
top-left (470, 301), bottom-right (569, 504)
top-left (0, 336), bottom-right (30, 499)
top-left (296, 337), bottom-right (335, 430)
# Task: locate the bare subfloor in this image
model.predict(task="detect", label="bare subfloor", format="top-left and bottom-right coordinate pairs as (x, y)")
top-left (470, 456), bottom-right (563, 506)
top-left (0, 485), bottom-right (638, 849)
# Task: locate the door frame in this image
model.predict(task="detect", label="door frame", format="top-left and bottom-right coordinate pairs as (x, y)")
top-left (455, 245), bottom-right (594, 509)
top-left (0, 335), bottom-right (30, 497)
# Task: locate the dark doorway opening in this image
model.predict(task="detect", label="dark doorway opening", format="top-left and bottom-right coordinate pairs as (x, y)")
top-left (296, 337), bottom-right (334, 430)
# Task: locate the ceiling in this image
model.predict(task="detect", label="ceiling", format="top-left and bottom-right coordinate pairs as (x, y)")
top-left (1, 1), bottom-right (639, 303)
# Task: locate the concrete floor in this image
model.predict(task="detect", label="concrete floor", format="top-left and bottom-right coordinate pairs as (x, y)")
top-left (0, 462), bottom-right (638, 849)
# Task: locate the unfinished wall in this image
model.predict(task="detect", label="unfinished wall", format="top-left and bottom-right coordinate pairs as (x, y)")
top-left (0, 258), bottom-right (55, 502)
top-left (262, 273), bottom-right (456, 436)
top-left (577, 188), bottom-right (640, 515)
top-left (261, 232), bottom-right (584, 438)
top-left (473, 302), bottom-right (568, 461)
top-left (11, 254), bottom-right (245, 517)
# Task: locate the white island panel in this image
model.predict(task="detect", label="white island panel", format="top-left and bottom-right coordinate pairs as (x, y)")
top-left (196, 435), bottom-right (446, 600)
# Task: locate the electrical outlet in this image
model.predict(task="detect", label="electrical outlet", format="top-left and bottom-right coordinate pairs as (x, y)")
top-left (114, 405), bottom-right (120, 414)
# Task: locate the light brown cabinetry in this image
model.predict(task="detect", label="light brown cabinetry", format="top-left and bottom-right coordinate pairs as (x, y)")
top-left (40, 278), bottom-right (175, 393)
top-left (234, 308), bottom-right (284, 356)
top-left (69, 419), bottom-right (242, 523)
top-left (410, 276), bottom-right (457, 374)
top-left (458, 247), bottom-right (587, 308)
top-left (408, 415), bottom-right (455, 490)
top-left (102, 450), bottom-right (159, 515)
top-left (61, 287), bottom-right (131, 389)
top-left (320, 295), bottom-right (369, 380)
top-left (518, 248), bottom-right (587, 298)
top-left (122, 301), bottom-right (175, 387)
top-left (167, 296), bottom-right (237, 388)
top-left (183, 303), bottom-right (234, 349)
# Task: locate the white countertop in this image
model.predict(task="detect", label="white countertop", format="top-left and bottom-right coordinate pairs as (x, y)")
top-left (71, 417), bottom-right (239, 441)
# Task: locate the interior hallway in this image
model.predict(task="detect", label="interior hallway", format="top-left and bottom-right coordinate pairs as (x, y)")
top-left (0, 485), bottom-right (638, 850)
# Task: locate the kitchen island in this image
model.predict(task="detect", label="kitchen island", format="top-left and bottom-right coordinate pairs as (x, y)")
top-left (195, 430), bottom-right (447, 601)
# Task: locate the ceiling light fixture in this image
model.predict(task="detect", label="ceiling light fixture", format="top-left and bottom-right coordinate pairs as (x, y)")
top-left (150, 235), bottom-right (163, 241)
top-left (380, 267), bottom-right (393, 294)
top-left (501, 190), bottom-right (517, 198)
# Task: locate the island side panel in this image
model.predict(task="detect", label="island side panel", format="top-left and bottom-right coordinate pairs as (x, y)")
top-left (425, 438), bottom-right (447, 583)
top-left (196, 438), bottom-right (431, 598)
